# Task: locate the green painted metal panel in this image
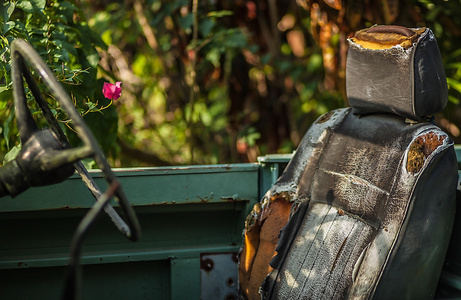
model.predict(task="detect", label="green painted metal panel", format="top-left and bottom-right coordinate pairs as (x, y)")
top-left (0, 163), bottom-right (260, 212)
top-left (257, 154), bottom-right (292, 197)
top-left (1, 150), bottom-right (461, 299)
top-left (0, 260), bottom-right (171, 300)
top-left (455, 145), bottom-right (461, 169)
top-left (170, 257), bottom-right (201, 299)
top-left (0, 163), bottom-right (260, 299)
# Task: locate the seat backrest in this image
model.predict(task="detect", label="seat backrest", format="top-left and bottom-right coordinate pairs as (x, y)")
top-left (238, 26), bottom-right (458, 300)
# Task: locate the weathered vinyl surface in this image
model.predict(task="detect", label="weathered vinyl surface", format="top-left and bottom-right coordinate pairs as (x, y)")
top-left (261, 109), bottom-right (457, 299)
top-left (239, 26), bottom-right (457, 300)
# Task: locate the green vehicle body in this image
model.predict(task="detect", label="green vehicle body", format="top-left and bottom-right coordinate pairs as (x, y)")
top-left (0, 150), bottom-right (459, 299)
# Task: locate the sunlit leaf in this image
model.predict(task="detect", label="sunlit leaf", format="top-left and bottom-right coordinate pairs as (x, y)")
top-left (447, 78), bottom-right (461, 94)
top-left (3, 106), bottom-right (14, 149)
top-left (2, 21), bottom-right (15, 35)
top-left (0, 2), bottom-right (15, 23)
top-left (17, 0), bottom-right (46, 16)
top-left (449, 95), bottom-right (460, 105)
top-left (0, 87), bottom-right (12, 110)
top-left (207, 10), bottom-right (233, 18)
top-left (3, 145), bottom-right (21, 164)
top-left (199, 18), bottom-right (215, 37)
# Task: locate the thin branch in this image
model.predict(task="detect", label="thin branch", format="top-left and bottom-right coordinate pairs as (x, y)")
top-left (107, 45), bottom-right (143, 90)
top-left (268, 0), bottom-right (280, 51)
top-left (256, 2), bottom-right (278, 58)
top-left (133, 0), bottom-right (169, 73)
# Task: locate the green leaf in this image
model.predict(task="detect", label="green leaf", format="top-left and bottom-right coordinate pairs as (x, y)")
top-left (0, 87), bottom-right (12, 110)
top-left (445, 62), bottom-right (461, 69)
top-left (178, 13), bottom-right (193, 31)
top-left (53, 49), bottom-right (70, 62)
top-left (86, 102), bottom-right (97, 111)
top-left (17, 0), bottom-right (46, 14)
top-left (307, 53), bottom-right (323, 73)
top-left (55, 1), bottom-right (76, 25)
top-left (88, 50), bottom-right (101, 67)
top-left (89, 29), bottom-right (108, 50)
top-left (0, 85), bottom-right (8, 93)
top-left (205, 48), bottom-right (221, 67)
top-left (448, 95), bottom-right (460, 105)
top-left (3, 145), bottom-right (21, 164)
top-left (3, 21), bottom-right (15, 35)
top-left (61, 40), bottom-right (78, 58)
top-left (447, 77), bottom-right (461, 94)
top-left (199, 18), bottom-right (215, 37)
top-left (0, 2), bottom-right (15, 23)
top-left (3, 106), bottom-right (14, 149)
top-left (207, 10), bottom-right (233, 18)
top-left (81, 158), bottom-right (97, 169)
top-left (222, 29), bottom-right (247, 48)
top-left (101, 30), bottom-right (112, 46)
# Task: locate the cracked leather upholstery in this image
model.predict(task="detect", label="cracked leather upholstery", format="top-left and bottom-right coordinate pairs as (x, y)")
top-left (238, 26), bottom-right (457, 300)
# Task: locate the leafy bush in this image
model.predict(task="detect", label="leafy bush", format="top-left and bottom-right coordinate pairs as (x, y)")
top-left (2, 0), bottom-right (461, 167)
top-left (83, 0), bottom-right (335, 166)
top-left (0, 0), bottom-right (117, 163)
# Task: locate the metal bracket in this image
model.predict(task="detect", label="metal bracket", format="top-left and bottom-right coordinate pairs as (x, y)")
top-left (201, 252), bottom-right (239, 300)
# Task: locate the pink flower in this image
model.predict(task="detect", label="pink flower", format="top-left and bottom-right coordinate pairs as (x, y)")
top-left (102, 81), bottom-right (122, 100)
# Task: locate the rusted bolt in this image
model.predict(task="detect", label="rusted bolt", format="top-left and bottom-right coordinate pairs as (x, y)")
top-left (201, 258), bottom-right (214, 272)
top-left (227, 277), bottom-right (235, 287)
top-left (225, 293), bottom-right (237, 300)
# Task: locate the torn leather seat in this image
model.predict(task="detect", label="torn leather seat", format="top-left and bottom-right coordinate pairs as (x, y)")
top-left (238, 25), bottom-right (457, 300)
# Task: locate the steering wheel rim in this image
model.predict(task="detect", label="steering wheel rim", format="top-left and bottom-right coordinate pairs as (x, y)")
top-left (10, 39), bottom-right (141, 241)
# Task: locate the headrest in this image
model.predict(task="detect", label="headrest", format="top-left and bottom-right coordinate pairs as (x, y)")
top-left (346, 25), bottom-right (448, 121)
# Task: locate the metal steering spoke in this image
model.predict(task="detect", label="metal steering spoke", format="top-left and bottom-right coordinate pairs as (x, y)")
top-left (10, 38), bottom-right (141, 241)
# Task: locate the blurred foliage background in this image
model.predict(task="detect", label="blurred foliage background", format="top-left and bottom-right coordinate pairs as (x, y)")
top-left (0, 0), bottom-right (461, 167)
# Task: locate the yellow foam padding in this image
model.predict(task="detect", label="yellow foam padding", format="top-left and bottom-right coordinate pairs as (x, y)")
top-left (238, 198), bottom-right (292, 300)
top-left (351, 26), bottom-right (426, 50)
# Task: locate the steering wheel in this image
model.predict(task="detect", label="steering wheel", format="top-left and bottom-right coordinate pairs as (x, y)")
top-left (10, 39), bottom-right (141, 242)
